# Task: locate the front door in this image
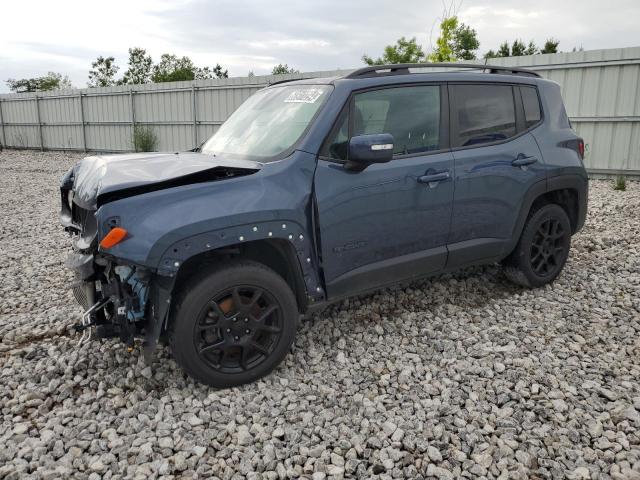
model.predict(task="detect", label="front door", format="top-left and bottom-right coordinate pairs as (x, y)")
top-left (313, 84), bottom-right (455, 299)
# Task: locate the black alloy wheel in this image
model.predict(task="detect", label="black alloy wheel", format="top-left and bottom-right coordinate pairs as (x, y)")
top-left (503, 204), bottom-right (572, 288)
top-left (194, 285), bottom-right (283, 373)
top-left (529, 217), bottom-right (567, 276)
top-left (170, 261), bottom-right (298, 388)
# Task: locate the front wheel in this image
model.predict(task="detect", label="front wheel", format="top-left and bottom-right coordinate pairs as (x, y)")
top-left (169, 261), bottom-right (298, 388)
top-left (503, 204), bottom-right (572, 288)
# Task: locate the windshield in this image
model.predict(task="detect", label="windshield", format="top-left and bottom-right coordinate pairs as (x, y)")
top-left (201, 84), bottom-right (332, 160)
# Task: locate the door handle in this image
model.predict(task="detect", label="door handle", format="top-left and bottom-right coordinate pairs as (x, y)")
top-left (417, 171), bottom-right (450, 184)
top-left (512, 155), bottom-right (538, 167)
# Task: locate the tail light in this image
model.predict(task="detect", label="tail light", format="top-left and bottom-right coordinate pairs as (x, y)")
top-left (577, 139), bottom-right (585, 160)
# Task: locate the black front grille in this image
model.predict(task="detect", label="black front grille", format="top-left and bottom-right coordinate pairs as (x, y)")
top-left (72, 201), bottom-right (91, 229)
top-left (70, 196), bottom-right (98, 251)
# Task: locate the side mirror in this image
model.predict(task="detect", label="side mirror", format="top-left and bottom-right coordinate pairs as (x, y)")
top-left (346, 133), bottom-right (394, 170)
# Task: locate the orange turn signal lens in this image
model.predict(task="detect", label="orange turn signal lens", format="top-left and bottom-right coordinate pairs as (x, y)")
top-left (99, 227), bottom-right (128, 249)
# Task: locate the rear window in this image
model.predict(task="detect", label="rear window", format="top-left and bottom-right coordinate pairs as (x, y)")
top-left (451, 84), bottom-right (516, 147)
top-left (521, 86), bottom-right (542, 128)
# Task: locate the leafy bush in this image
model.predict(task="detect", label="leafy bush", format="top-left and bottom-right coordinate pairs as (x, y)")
top-left (133, 125), bottom-right (158, 152)
top-left (613, 175), bottom-right (627, 191)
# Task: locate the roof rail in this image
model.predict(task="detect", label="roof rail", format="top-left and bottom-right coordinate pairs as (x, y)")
top-left (345, 63), bottom-right (541, 79)
top-left (267, 77), bottom-right (309, 87)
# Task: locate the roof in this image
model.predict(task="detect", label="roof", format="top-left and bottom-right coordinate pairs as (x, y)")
top-left (345, 63), bottom-right (541, 78)
top-left (266, 63), bottom-right (544, 90)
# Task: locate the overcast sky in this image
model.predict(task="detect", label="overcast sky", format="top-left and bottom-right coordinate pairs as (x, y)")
top-left (1, 0), bottom-right (639, 93)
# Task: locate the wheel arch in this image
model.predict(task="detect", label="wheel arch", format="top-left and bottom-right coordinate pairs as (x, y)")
top-left (505, 174), bottom-right (588, 258)
top-left (171, 238), bottom-right (312, 314)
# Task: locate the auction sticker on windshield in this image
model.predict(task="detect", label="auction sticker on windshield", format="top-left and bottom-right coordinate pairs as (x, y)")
top-left (284, 88), bottom-right (325, 104)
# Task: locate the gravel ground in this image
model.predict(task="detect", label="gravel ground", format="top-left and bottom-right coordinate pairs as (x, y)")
top-left (0, 149), bottom-right (639, 480)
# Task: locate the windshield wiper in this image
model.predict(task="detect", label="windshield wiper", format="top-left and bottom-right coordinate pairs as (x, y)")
top-left (189, 140), bottom-right (207, 153)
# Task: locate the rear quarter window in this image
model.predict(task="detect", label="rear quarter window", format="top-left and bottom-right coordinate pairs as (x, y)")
top-left (542, 82), bottom-right (571, 129)
top-left (451, 84), bottom-right (517, 147)
top-left (521, 86), bottom-right (542, 128)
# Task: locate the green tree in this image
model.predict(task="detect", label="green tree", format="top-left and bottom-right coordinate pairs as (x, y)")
top-left (511, 39), bottom-right (526, 57)
top-left (195, 64), bottom-right (228, 79)
top-left (271, 64), bottom-right (300, 75)
top-left (428, 17), bottom-right (458, 62)
top-left (88, 56), bottom-right (119, 87)
top-left (541, 38), bottom-right (560, 54)
top-left (362, 37), bottom-right (425, 65)
top-left (453, 22), bottom-right (480, 60)
top-left (428, 16), bottom-right (481, 62)
top-left (6, 78), bottom-right (39, 92)
top-left (151, 54), bottom-right (197, 82)
top-left (525, 41), bottom-right (538, 55)
top-left (487, 38), bottom-right (557, 58)
top-left (497, 41), bottom-right (511, 57)
top-left (484, 49), bottom-right (497, 59)
top-left (510, 40), bottom-right (538, 56)
top-left (6, 72), bottom-right (73, 93)
top-left (120, 47), bottom-right (153, 85)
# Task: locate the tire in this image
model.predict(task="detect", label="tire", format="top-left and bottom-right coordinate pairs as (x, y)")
top-left (169, 260), bottom-right (298, 388)
top-left (503, 204), bottom-right (572, 288)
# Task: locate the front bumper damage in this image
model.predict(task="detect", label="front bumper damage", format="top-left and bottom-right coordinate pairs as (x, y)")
top-left (61, 165), bottom-right (174, 361)
top-left (66, 252), bottom-right (174, 362)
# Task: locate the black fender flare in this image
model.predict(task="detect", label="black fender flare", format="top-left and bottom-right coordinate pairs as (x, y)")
top-left (155, 220), bottom-right (325, 302)
top-left (504, 174), bottom-right (588, 257)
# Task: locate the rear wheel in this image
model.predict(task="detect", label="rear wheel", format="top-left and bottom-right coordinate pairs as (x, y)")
top-left (503, 204), bottom-right (572, 288)
top-left (170, 261), bottom-right (298, 388)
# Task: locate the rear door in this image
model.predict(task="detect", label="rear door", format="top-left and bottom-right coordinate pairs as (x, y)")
top-left (314, 84), bottom-right (455, 298)
top-left (447, 82), bottom-right (546, 268)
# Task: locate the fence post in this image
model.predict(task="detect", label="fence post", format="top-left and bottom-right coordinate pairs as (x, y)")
top-left (35, 96), bottom-right (44, 151)
top-left (0, 99), bottom-right (6, 147)
top-left (129, 89), bottom-right (136, 151)
top-left (78, 93), bottom-right (87, 153)
top-left (192, 85), bottom-right (198, 148)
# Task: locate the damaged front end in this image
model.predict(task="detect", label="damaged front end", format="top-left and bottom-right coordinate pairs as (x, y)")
top-left (59, 152), bottom-right (262, 359)
top-left (59, 162), bottom-right (175, 360)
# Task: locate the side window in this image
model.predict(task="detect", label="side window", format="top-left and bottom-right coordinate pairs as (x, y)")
top-left (521, 86), bottom-right (542, 128)
top-left (321, 85), bottom-right (441, 160)
top-left (354, 86), bottom-right (440, 156)
top-left (451, 84), bottom-right (516, 147)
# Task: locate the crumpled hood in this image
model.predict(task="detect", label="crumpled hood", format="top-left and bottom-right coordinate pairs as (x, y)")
top-left (70, 152), bottom-right (262, 209)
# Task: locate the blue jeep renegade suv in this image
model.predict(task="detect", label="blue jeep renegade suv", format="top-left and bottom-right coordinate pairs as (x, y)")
top-left (60, 63), bottom-right (588, 387)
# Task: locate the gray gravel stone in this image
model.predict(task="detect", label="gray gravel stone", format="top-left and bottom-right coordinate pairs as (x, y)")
top-left (1, 150), bottom-right (639, 479)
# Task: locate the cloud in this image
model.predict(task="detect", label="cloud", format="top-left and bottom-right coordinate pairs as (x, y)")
top-left (1, 0), bottom-right (639, 92)
top-left (247, 39), bottom-right (331, 51)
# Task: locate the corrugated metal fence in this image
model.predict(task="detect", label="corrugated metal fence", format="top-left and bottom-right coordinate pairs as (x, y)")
top-left (0, 69), bottom-right (347, 153)
top-left (479, 47), bottom-right (640, 175)
top-left (1, 47), bottom-right (639, 175)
